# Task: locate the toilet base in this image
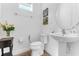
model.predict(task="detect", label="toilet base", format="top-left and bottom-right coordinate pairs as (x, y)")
top-left (31, 49), bottom-right (44, 56)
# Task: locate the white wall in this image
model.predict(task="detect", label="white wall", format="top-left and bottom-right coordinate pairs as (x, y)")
top-left (0, 3), bottom-right (42, 55)
top-left (56, 3), bottom-right (79, 30)
top-left (0, 4), bottom-right (1, 18)
top-left (41, 3), bottom-right (60, 34)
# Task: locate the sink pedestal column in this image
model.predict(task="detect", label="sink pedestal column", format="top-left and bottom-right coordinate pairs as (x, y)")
top-left (46, 35), bottom-right (67, 56)
top-left (58, 41), bottom-right (67, 56)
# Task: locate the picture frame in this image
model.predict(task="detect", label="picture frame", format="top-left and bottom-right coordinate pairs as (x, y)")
top-left (43, 8), bottom-right (48, 17)
top-left (43, 8), bottom-right (48, 25)
top-left (43, 16), bottom-right (48, 25)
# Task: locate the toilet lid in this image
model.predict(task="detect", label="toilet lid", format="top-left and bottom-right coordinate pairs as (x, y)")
top-left (30, 41), bottom-right (42, 46)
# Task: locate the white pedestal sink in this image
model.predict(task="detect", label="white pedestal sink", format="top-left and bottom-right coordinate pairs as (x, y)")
top-left (50, 33), bottom-right (79, 42)
top-left (49, 33), bottom-right (79, 56)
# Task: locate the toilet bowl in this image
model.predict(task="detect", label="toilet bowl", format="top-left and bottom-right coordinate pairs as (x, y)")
top-left (30, 41), bottom-right (44, 56)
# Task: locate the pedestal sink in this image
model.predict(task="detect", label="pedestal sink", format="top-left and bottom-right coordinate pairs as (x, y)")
top-left (50, 33), bottom-right (79, 42)
top-left (49, 33), bottom-right (79, 56)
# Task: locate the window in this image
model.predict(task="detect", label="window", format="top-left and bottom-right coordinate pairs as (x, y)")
top-left (18, 3), bottom-right (33, 12)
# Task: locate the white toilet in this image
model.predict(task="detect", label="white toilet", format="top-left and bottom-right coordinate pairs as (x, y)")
top-left (30, 41), bottom-right (44, 56)
top-left (29, 34), bottom-right (47, 56)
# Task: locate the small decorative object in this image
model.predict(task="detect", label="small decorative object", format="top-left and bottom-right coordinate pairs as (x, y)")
top-left (0, 21), bottom-right (15, 36)
top-left (43, 8), bottom-right (48, 25)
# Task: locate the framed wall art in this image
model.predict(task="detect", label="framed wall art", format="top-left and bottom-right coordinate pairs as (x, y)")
top-left (43, 8), bottom-right (48, 25)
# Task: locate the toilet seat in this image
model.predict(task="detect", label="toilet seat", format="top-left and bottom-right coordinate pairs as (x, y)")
top-left (30, 41), bottom-right (43, 49)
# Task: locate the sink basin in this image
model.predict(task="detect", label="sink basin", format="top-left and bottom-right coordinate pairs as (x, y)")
top-left (50, 33), bottom-right (79, 42)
